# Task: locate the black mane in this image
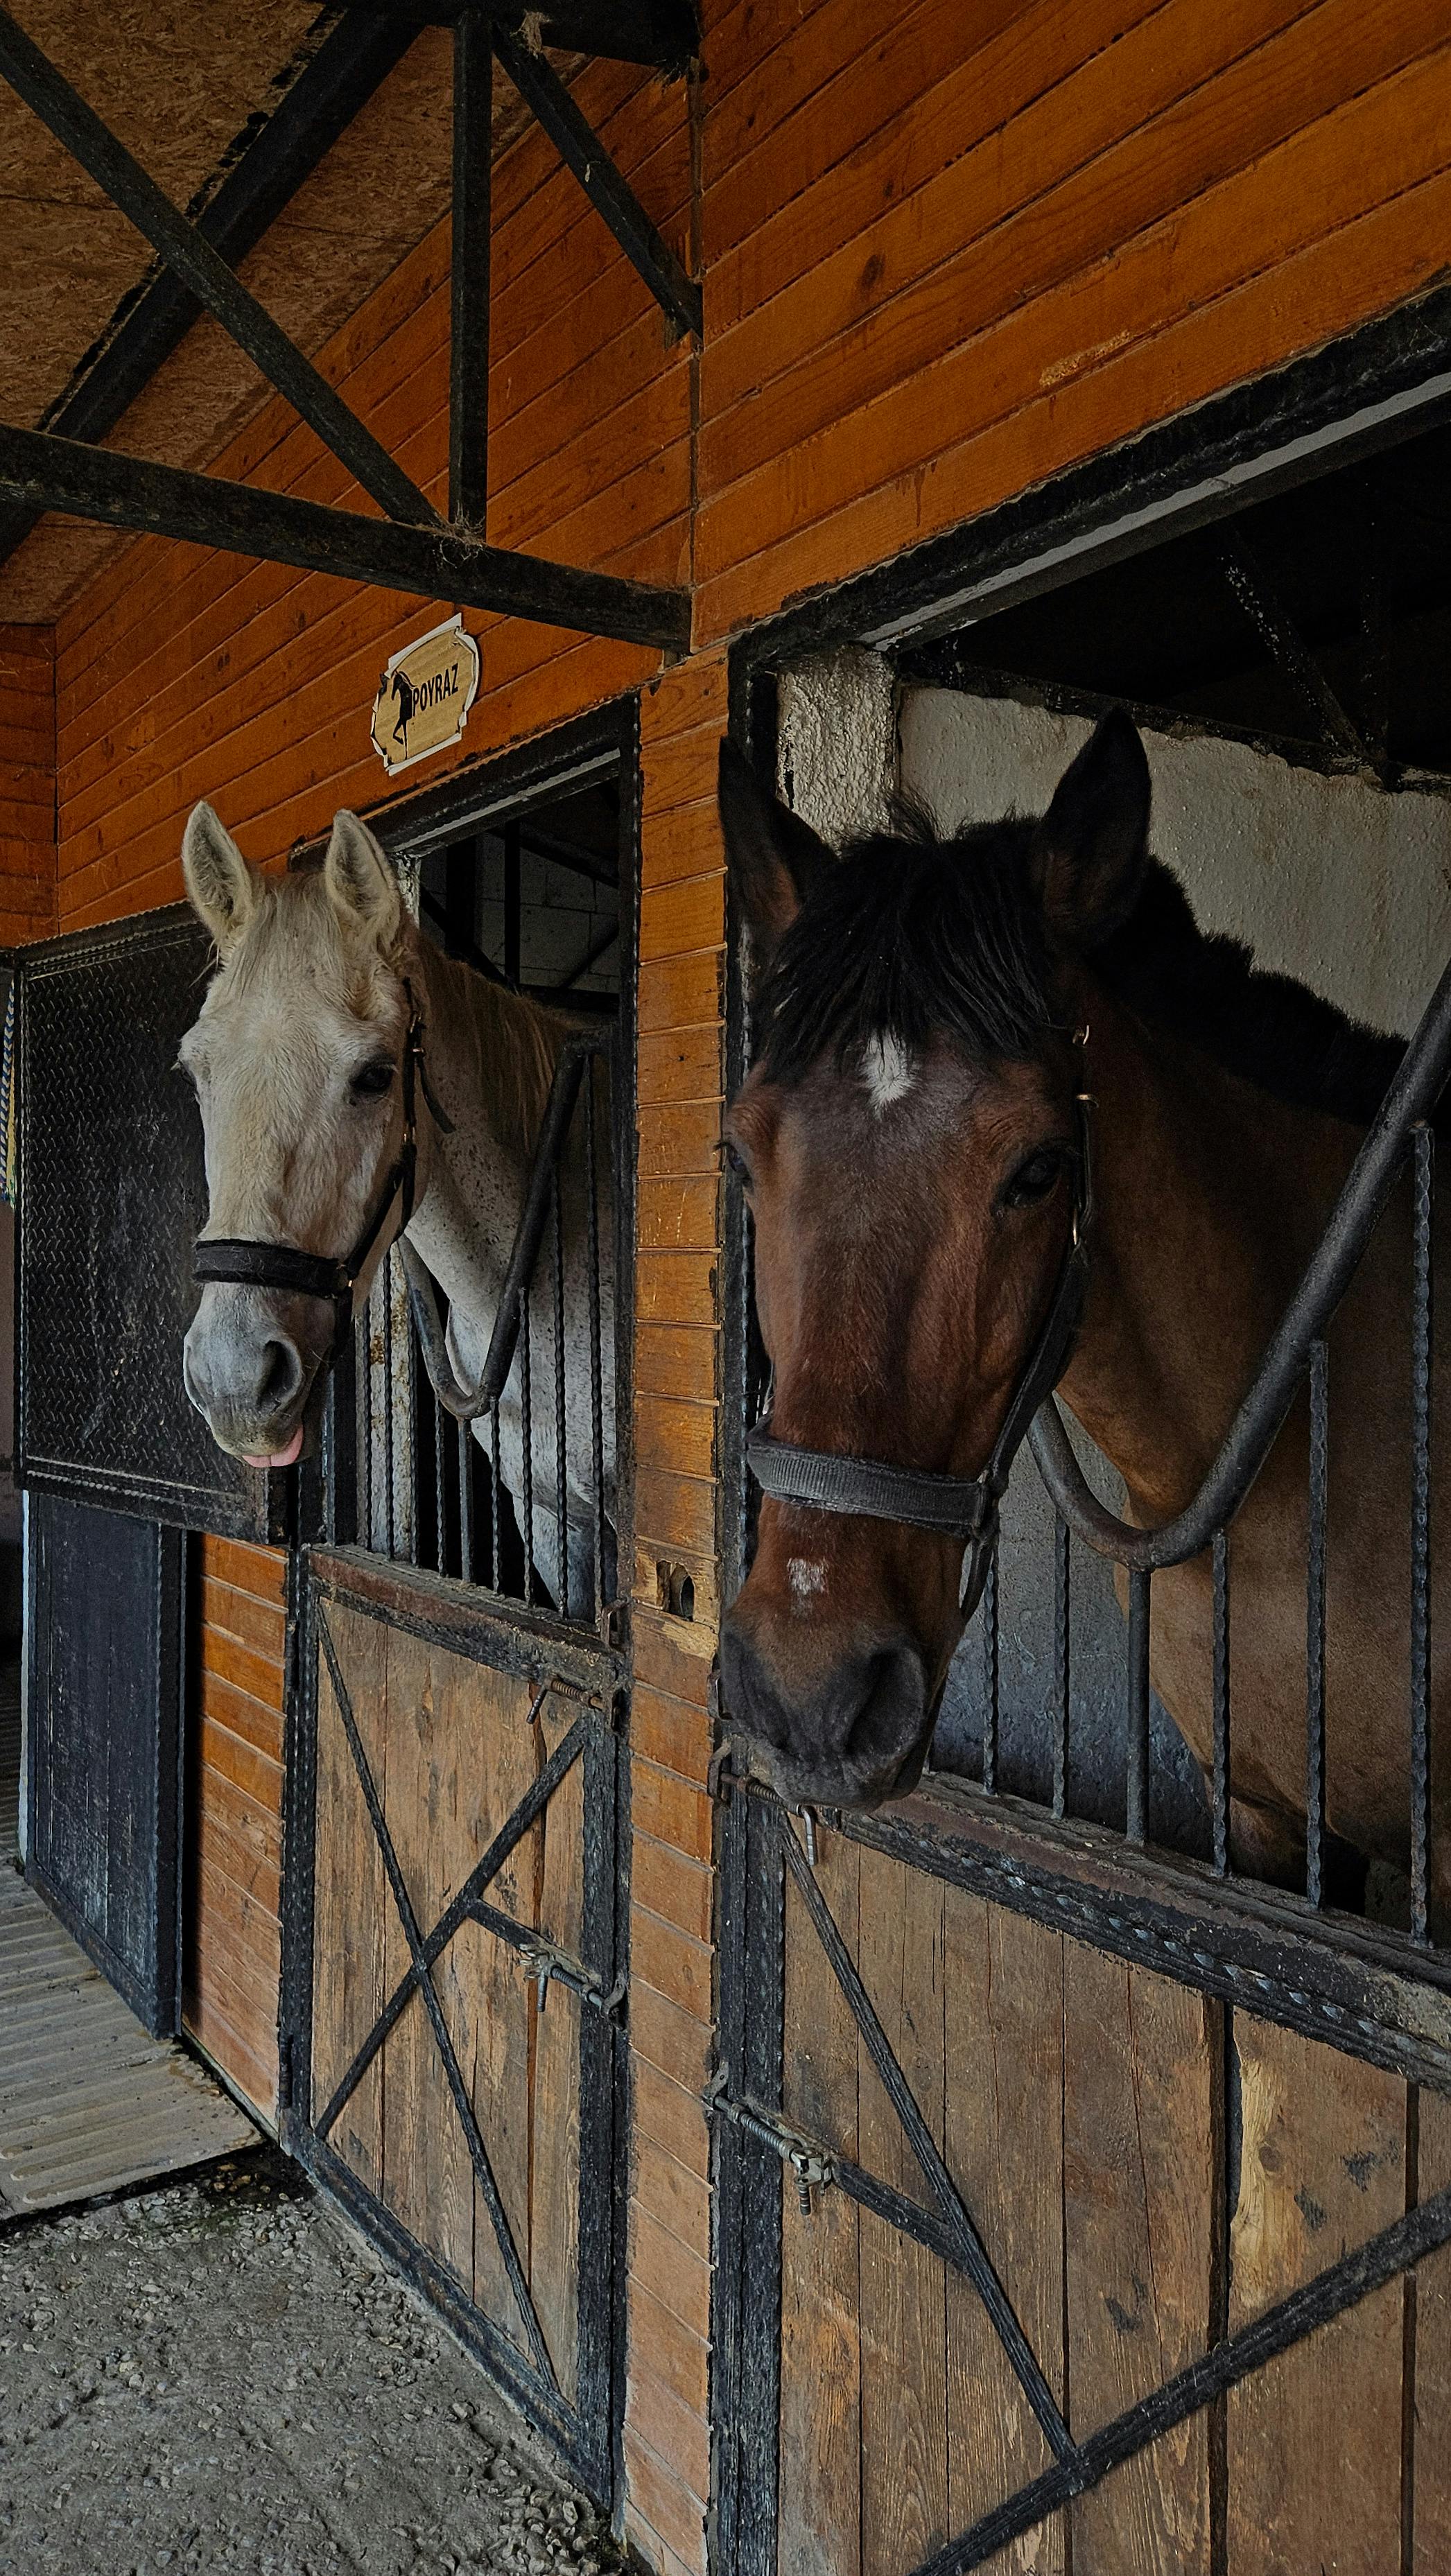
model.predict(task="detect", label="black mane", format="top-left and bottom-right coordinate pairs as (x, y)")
top-left (758, 818), bottom-right (1427, 1134)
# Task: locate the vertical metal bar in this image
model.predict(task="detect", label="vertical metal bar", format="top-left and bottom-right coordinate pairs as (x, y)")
top-left (382, 1255), bottom-right (396, 1562)
top-left (458, 1417), bottom-right (474, 1588)
top-left (489, 1401), bottom-right (502, 1594)
top-left (1212, 1528), bottom-right (1231, 1879)
top-left (1305, 1336), bottom-right (1329, 1909)
top-left (1052, 1513), bottom-right (1070, 1819)
top-left (584, 1066), bottom-right (605, 1626)
top-left (552, 1166), bottom-right (567, 1622)
top-left (981, 1548), bottom-right (999, 1795)
top-left (520, 1284), bottom-right (535, 1608)
top-left (406, 1295), bottom-right (420, 1569)
top-left (433, 1389), bottom-right (447, 1578)
top-left (361, 1293), bottom-right (374, 1551)
top-left (503, 819), bottom-right (521, 989)
top-left (1126, 1567), bottom-right (1150, 1843)
top-left (1411, 1125), bottom-right (1434, 1943)
top-left (449, 7), bottom-right (492, 527)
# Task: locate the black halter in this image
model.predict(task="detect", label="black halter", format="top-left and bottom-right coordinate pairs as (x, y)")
top-left (193, 984), bottom-right (451, 1359)
top-left (746, 1092), bottom-right (1094, 1618)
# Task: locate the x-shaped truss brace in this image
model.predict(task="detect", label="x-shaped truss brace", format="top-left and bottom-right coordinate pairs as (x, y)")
top-left (315, 1612), bottom-right (612, 2400)
top-left (717, 1805), bottom-right (1451, 2576)
top-left (0, 3), bottom-right (693, 647)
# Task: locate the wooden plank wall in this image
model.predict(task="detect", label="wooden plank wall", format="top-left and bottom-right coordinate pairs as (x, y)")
top-left (187, 1535), bottom-right (288, 2123)
top-left (0, 624), bottom-right (55, 948)
top-left (777, 1835), bottom-right (1451, 2576)
top-left (0, 3), bottom-right (1437, 2564)
top-left (623, 654), bottom-right (729, 2575)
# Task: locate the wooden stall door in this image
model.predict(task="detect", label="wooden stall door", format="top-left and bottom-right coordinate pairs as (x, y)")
top-left (716, 1794), bottom-right (1451, 2576)
top-left (293, 1568), bottom-right (625, 2500)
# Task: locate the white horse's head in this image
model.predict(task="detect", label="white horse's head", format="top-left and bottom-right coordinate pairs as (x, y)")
top-left (180, 803), bottom-right (423, 1467)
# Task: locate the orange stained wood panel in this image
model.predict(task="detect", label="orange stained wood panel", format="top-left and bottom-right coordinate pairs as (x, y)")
top-left (702, 0), bottom-right (1397, 446)
top-left (697, 49), bottom-right (1451, 633)
top-left (632, 1681), bottom-right (714, 1786)
top-left (641, 809), bottom-right (723, 892)
top-left (622, 2425), bottom-right (709, 2576)
top-left (635, 1391), bottom-right (717, 1485)
top-left (634, 2053), bottom-right (711, 2184)
top-left (0, 624), bottom-right (56, 941)
top-left (186, 1535), bottom-right (288, 2123)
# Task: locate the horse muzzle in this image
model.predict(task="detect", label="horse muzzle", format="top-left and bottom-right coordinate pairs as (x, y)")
top-left (719, 1612), bottom-right (933, 1811)
top-left (183, 1282), bottom-right (324, 1467)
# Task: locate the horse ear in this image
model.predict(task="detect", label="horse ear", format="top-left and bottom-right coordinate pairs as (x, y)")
top-left (324, 810), bottom-right (402, 950)
top-left (718, 740), bottom-right (833, 967)
top-left (1031, 709), bottom-right (1151, 948)
top-left (182, 803), bottom-right (258, 952)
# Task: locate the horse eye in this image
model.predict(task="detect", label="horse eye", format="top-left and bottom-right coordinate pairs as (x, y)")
top-left (350, 1059), bottom-right (395, 1102)
top-left (1002, 1147), bottom-right (1064, 1210)
top-left (724, 1142), bottom-right (751, 1187)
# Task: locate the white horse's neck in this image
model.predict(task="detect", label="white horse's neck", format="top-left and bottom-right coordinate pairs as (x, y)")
top-left (401, 936), bottom-right (571, 1327)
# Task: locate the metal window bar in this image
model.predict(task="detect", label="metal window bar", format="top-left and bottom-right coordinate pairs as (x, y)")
top-left (981, 1548), bottom-right (999, 1796)
top-left (1411, 1122), bottom-right (1434, 1943)
top-left (1051, 1513), bottom-right (1070, 1820)
top-left (1017, 941), bottom-right (1451, 1932)
top-left (347, 1027), bottom-right (614, 1635)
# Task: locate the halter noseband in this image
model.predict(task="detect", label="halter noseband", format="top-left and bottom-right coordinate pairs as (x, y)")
top-left (746, 1090), bottom-right (1094, 1618)
top-left (192, 982), bottom-right (452, 1359)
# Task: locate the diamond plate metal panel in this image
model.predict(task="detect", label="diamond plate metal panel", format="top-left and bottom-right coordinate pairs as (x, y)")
top-left (17, 906), bottom-right (281, 1538)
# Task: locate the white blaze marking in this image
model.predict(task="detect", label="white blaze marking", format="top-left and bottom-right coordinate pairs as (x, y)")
top-left (862, 1033), bottom-right (914, 1113)
top-left (788, 1558), bottom-right (826, 1603)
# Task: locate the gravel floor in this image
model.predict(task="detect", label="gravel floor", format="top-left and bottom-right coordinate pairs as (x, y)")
top-left (0, 2148), bottom-right (623, 2576)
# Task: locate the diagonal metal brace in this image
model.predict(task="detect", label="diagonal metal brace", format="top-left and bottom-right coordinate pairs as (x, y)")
top-left (0, 5), bottom-right (437, 529)
top-left (494, 24), bottom-right (702, 340)
top-left (317, 1614), bottom-right (560, 2394)
top-left (780, 1813), bottom-right (1075, 2462)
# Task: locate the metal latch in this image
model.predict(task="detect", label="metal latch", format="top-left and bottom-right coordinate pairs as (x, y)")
top-left (704, 2067), bottom-right (835, 2216)
top-left (514, 1933), bottom-right (625, 2021)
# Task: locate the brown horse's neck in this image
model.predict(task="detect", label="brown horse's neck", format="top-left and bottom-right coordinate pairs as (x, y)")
top-left (1057, 978), bottom-right (1362, 1522)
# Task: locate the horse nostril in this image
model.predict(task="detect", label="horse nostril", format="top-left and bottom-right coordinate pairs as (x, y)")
top-left (258, 1338), bottom-right (303, 1412)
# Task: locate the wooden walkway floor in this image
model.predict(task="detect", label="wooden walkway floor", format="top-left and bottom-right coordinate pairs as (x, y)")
top-left (0, 1667), bottom-right (255, 2221)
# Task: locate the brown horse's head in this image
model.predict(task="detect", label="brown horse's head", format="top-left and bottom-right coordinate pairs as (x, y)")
top-left (718, 709), bottom-right (1152, 1809)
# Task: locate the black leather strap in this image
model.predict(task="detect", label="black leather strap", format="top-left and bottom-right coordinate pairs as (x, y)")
top-left (747, 1428), bottom-right (996, 1540)
top-left (193, 1239), bottom-right (349, 1299)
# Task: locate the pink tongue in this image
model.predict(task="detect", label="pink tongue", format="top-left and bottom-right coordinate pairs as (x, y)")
top-left (243, 1424), bottom-right (304, 1470)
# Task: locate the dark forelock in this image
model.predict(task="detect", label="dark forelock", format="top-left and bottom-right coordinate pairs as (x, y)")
top-left (757, 817), bottom-right (1054, 1086)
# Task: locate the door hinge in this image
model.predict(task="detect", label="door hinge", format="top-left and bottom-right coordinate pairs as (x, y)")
top-left (704, 2066), bottom-right (835, 2215)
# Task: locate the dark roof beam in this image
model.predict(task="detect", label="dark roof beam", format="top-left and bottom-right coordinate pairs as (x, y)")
top-left (0, 9), bottom-right (417, 579)
top-left (494, 23), bottom-right (701, 340)
top-left (348, 1), bottom-right (700, 72)
top-left (0, 422), bottom-right (690, 650)
top-left (0, 6), bottom-right (437, 530)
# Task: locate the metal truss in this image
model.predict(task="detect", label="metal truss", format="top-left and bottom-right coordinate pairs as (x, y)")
top-left (0, 0), bottom-right (697, 644)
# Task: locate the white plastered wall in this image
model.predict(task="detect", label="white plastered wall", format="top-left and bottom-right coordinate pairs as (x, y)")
top-left (899, 688), bottom-right (1451, 1036)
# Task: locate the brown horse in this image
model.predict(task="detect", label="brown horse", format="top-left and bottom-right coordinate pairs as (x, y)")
top-left (718, 712), bottom-right (1451, 1922)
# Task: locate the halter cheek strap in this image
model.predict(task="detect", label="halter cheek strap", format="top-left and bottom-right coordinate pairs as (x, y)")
top-left (746, 1092), bottom-right (1094, 1616)
top-left (192, 982), bottom-right (452, 1360)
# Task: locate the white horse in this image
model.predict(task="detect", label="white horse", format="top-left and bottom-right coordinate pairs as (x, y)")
top-left (179, 804), bottom-right (616, 1616)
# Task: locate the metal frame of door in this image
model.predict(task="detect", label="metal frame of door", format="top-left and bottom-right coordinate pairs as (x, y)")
top-left (280, 1555), bottom-right (631, 2496)
top-left (277, 697), bottom-right (641, 2505)
top-left (711, 286), bottom-right (1451, 2574)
